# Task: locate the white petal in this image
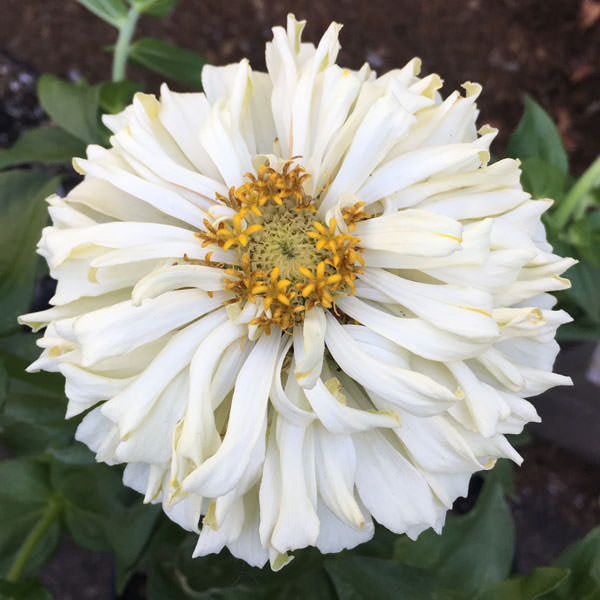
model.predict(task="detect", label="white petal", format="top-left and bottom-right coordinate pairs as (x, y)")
top-left (271, 418), bottom-right (319, 553)
top-left (101, 308), bottom-right (228, 436)
top-left (316, 500), bottom-right (374, 554)
top-left (158, 84), bottom-right (221, 179)
top-left (175, 320), bottom-right (246, 471)
top-left (325, 313), bottom-right (456, 416)
top-left (73, 289), bottom-right (230, 366)
top-left (182, 330), bottom-right (282, 497)
top-left (226, 490), bottom-right (269, 567)
top-left (319, 94), bottom-right (415, 216)
top-left (358, 144), bottom-right (486, 206)
top-left (270, 338), bottom-right (315, 427)
top-left (359, 268), bottom-right (499, 340)
top-left (293, 306), bottom-right (326, 389)
top-left (352, 209), bottom-right (462, 257)
top-left (337, 295), bottom-right (489, 362)
top-left (114, 369), bottom-right (188, 464)
top-left (305, 377), bottom-right (399, 433)
top-left (131, 264), bottom-right (226, 304)
top-left (73, 156), bottom-right (210, 228)
top-left (354, 430), bottom-right (442, 534)
top-left (314, 427), bottom-right (364, 527)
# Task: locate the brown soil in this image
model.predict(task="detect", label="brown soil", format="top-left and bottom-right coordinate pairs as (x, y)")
top-left (511, 440), bottom-right (600, 573)
top-left (2, 0), bottom-right (600, 172)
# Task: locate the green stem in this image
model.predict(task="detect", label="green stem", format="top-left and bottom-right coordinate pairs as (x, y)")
top-left (552, 155), bottom-right (600, 229)
top-left (111, 7), bottom-right (140, 82)
top-left (5, 500), bottom-right (62, 583)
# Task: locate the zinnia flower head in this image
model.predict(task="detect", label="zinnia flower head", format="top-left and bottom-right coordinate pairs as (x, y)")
top-left (20, 15), bottom-right (574, 569)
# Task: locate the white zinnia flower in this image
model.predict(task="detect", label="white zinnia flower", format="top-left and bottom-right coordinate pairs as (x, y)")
top-left (20, 15), bottom-right (574, 569)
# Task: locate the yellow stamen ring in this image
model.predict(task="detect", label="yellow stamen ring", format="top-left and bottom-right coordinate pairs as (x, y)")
top-left (205, 162), bottom-right (365, 333)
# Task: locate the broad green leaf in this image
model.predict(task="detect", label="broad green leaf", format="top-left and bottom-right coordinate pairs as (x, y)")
top-left (146, 533), bottom-right (335, 600)
top-left (506, 429), bottom-right (533, 448)
top-left (552, 155), bottom-right (600, 229)
top-left (146, 564), bottom-right (193, 600)
top-left (0, 347), bottom-right (63, 394)
top-left (130, 0), bottom-right (178, 17)
top-left (99, 79), bottom-right (143, 114)
top-left (476, 567), bottom-right (569, 600)
top-left (557, 319), bottom-right (600, 341)
top-left (0, 361), bottom-right (7, 413)
top-left (47, 442), bottom-right (95, 465)
top-left (545, 526), bottom-right (600, 599)
top-left (51, 462), bottom-right (160, 577)
top-left (0, 578), bottom-right (54, 600)
top-left (325, 556), bottom-right (461, 600)
top-left (0, 331), bottom-right (44, 363)
top-left (568, 211), bottom-right (600, 267)
top-left (0, 383), bottom-right (73, 456)
top-left (128, 38), bottom-right (206, 89)
top-left (561, 259), bottom-right (600, 323)
top-left (393, 477), bottom-right (515, 596)
top-left (0, 126), bottom-right (86, 169)
top-left (0, 345), bottom-right (70, 456)
top-left (37, 75), bottom-right (104, 144)
top-left (507, 96), bottom-right (568, 174)
top-left (0, 170), bottom-right (59, 336)
top-left (77, 0), bottom-right (129, 27)
top-left (0, 420), bottom-right (74, 456)
top-left (350, 523), bottom-right (398, 559)
top-left (0, 459), bottom-right (61, 578)
top-left (519, 157), bottom-right (567, 202)
top-left (481, 459), bottom-right (515, 499)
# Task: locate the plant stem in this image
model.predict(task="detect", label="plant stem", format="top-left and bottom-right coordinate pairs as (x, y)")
top-left (112, 7), bottom-right (140, 82)
top-left (552, 155), bottom-right (600, 229)
top-left (5, 500), bottom-right (62, 583)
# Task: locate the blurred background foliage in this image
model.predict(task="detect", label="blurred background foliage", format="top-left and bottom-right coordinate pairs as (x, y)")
top-left (0, 0), bottom-right (599, 598)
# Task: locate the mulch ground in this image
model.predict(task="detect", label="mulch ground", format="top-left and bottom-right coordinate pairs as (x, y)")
top-left (2, 0), bottom-right (600, 172)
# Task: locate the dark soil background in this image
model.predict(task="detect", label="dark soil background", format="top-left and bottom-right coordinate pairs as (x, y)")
top-left (2, 0), bottom-right (600, 171)
top-left (1, 0), bottom-right (600, 598)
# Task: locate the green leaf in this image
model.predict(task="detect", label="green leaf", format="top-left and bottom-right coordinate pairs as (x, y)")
top-left (568, 211), bottom-right (600, 267)
top-left (145, 533), bottom-right (335, 600)
top-left (99, 79), bottom-right (143, 114)
top-left (146, 563), bottom-right (193, 600)
top-left (393, 477), bottom-right (515, 597)
top-left (76, 0), bottom-right (129, 27)
top-left (47, 442), bottom-right (95, 465)
top-left (128, 38), bottom-right (206, 89)
top-left (545, 526), bottom-right (600, 599)
top-left (481, 459), bottom-right (516, 499)
top-left (507, 96), bottom-right (568, 174)
top-left (0, 364), bottom-right (71, 456)
top-left (0, 578), bottom-right (54, 600)
top-left (0, 347), bottom-right (63, 394)
top-left (0, 126), bottom-right (86, 169)
top-left (557, 320), bottom-right (600, 341)
top-left (0, 361), bottom-right (7, 413)
top-left (130, 0), bottom-right (178, 17)
top-left (325, 556), bottom-right (461, 600)
top-left (476, 567), bottom-right (570, 600)
top-left (51, 462), bottom-right (160, 578)
top-left (37, 75), bottom-right (105, 144)
top-left (351, 523), bottom-right (398, 559)
top-left (561, 259), bottom-right (600, 324)
top-left (552, 154), bottom-right (600, 229)
top-left (519, 157), bottom-right (567, 202)
top-left (0, 459), bottom-right (61, 578)
top-left (0, 170), bottom-right (59, 336)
